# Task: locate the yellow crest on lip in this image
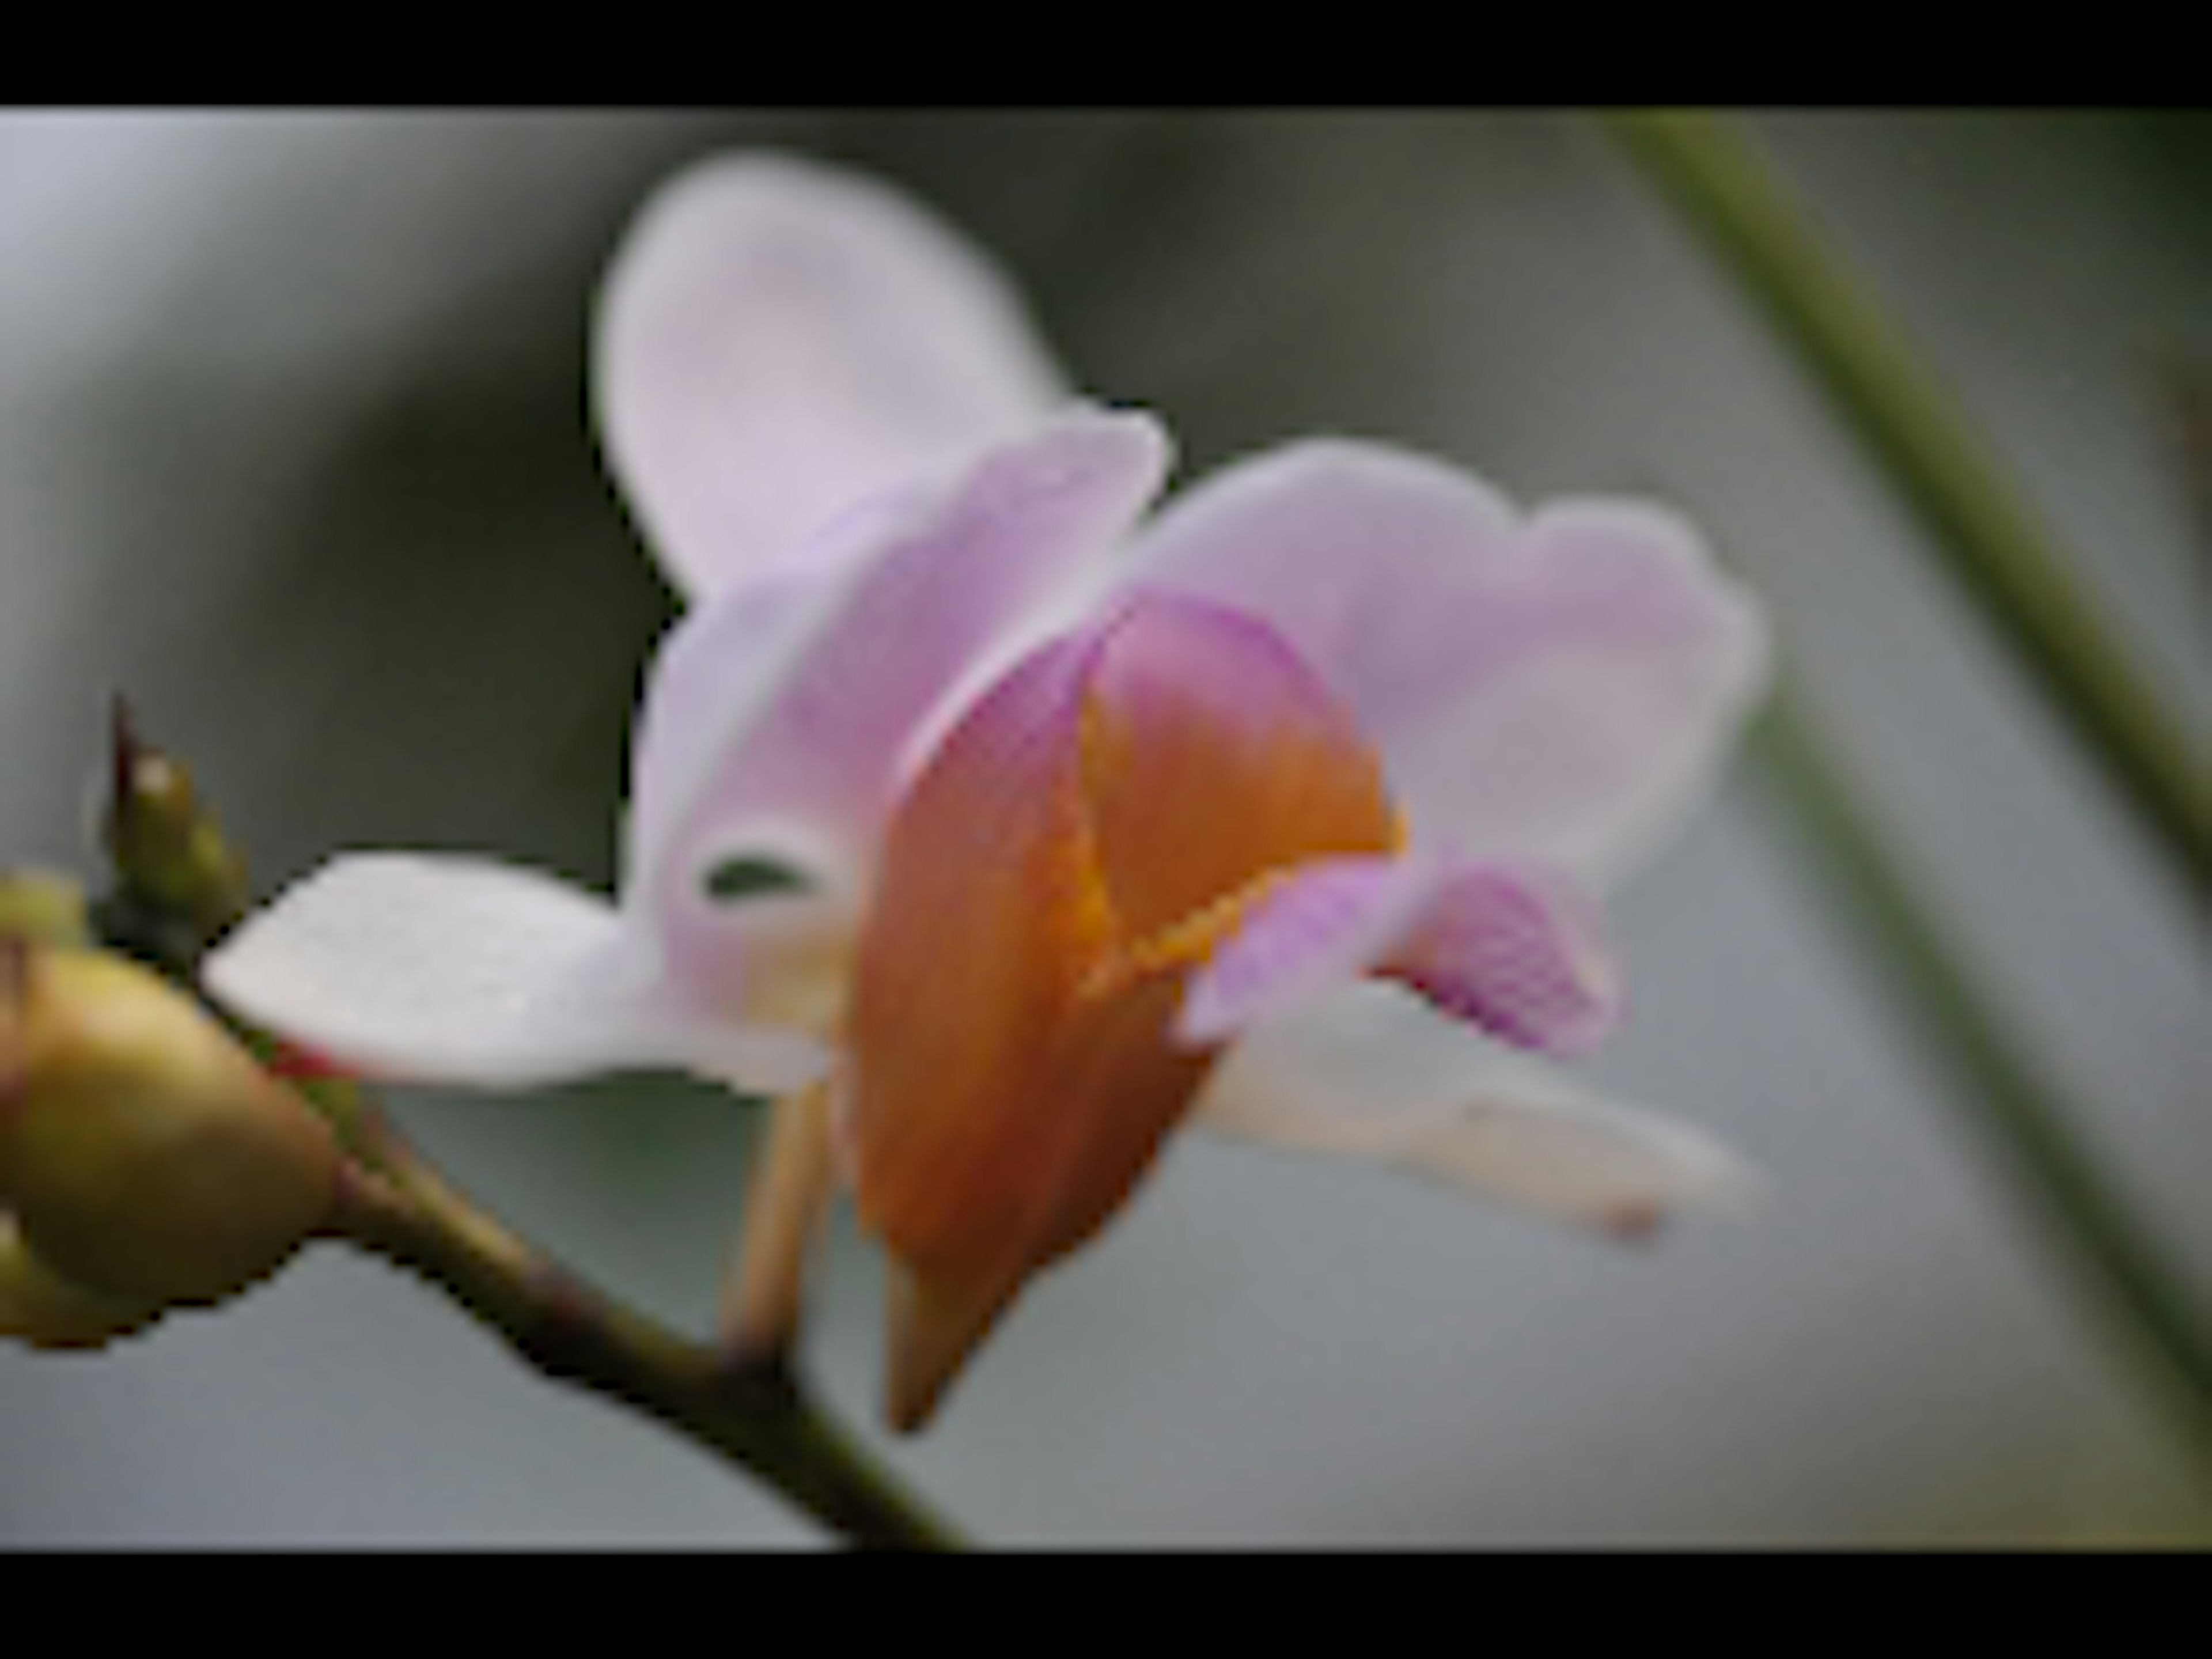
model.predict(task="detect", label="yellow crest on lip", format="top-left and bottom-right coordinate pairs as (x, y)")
top-left (843, 593), bottom-right (1397, 1429)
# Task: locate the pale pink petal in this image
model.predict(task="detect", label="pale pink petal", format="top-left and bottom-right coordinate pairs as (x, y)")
top-left (593, 151), bottom-right (1067, 598)
top-left (1123, 441), bottom-right (1770, 887)
top-left (636, 408), bottom-right (1170, 975)
top-left (202, 854), bottom-right (830, 1096)
top-left (1195, 980), bottom-right (1753, 1237)
top-left (1123, 440), bottom-right (1517, 736)
top-left (621, 490), bottom-right (908, 903)
top-left (1177, 854), bottom-right (1619, 1058)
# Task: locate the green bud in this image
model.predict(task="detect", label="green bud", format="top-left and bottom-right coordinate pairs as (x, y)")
top-left (101, 700), bottom-right (248, 945)
top-left (0, 1213), bottom-right (164, 1350)
top-left (0, 944), bottom-right (340, 1308)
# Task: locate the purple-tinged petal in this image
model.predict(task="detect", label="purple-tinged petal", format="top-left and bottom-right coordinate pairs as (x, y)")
top-left (1376, 861), bottom-right (1619, 1058)
top-left (201, 854), bottom-right (830, 1096)
top-left (1123, 440), bottom-right (1770, 887)
top-left (593, 152), bottom-right (1067, 599)
top-left (635, 408), bottom-right (1170, 958)
top-left (1175, 855), bottom-right (1435, 1048)
top-left (1177, 853), bottom-right (1619, 1058)
top-left (1195, 981), bottom-right (1755, 1238)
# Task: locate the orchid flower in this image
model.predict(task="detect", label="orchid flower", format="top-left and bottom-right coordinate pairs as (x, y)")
top-left (204, 154), bottom-right (1771, 1430)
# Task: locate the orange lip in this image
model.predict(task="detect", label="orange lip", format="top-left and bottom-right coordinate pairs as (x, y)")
top-left (842, 592), bottom-right (1399, 1430)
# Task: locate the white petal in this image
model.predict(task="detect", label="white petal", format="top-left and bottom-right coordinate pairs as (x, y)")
top-left (1125, 441), bottom-right (1771, 888)
top-left (593, 151), bottom-right (1067, 599)
top-left (1195, 980), bottom-right (1755, 1237)
top-left (202, 853), bottom-right (830, 1096)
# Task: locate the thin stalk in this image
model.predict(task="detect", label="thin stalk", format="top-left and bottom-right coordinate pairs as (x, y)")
top-left (328, 1105), bottom-right (964, 1550)
top-left (1606, 106), bottom-right (2211, 1463)
top-left (724, 1082), bottom-right (838, 1363)
top-left (1756, 677), bottom-right (2212, 1460)
top-left (1607, 109), bottom-right (2207, 892)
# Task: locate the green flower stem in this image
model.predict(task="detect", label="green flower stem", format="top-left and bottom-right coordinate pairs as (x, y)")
top-left (327, 1099), bottom-right (965, 1550)
top-left (1606, 109), bottom-right (2207, 891)
top-left (1757, 675), bottom-right (2212, 1459)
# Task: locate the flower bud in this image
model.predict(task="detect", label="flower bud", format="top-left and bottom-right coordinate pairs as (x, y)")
top-left (0, 1212), bottom-right (164, 1350)
top-left (0, 942), bottom-right (339, 1308)
top-left (101, 701), bottom-right (249, 944)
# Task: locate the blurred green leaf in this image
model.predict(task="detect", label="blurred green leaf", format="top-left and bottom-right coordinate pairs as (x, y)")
top-left (1608, 109), bottom-right (2212, 1459)
top-left (1609, 109), bottom-right (2207, 892)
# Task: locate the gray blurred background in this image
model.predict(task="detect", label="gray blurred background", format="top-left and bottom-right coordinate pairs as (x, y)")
top-left (0, 108), bottom-right (2204, 1546)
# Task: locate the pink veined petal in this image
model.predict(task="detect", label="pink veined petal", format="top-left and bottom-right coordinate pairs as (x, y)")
top-left (634, 407), bottom-right (1171, 992)
top-left (593, 151), bottom-right (1068, 599)
top-left (1175, 853), bottom-right (1620, 1058)
top-left (200, 853), bottom-right (830, 1096)
top-left (1194, 980), bottom-right (1755, 1238)
top-left (1174, 855), bottom-right (1436, 1047)
top-left (1122, 440), bottom-right (1770, 888)
top-left (1376, 859), bottom-right (1620, 1058)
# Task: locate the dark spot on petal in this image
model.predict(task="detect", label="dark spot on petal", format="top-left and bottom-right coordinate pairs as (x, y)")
top-left (703, 855), bottom-right (813, 906)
